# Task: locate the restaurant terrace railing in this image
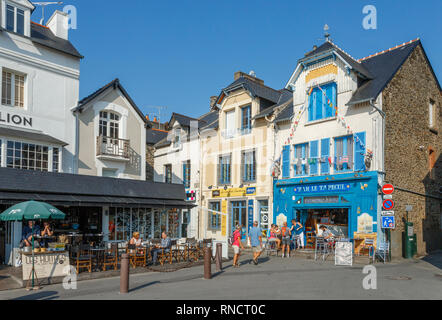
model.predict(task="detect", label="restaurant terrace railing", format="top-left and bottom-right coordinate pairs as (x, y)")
top-left (96, 136), bottom-right (130, 159)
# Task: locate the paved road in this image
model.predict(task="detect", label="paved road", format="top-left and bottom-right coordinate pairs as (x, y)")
top-left (1, 253), bottom-right (441, 300)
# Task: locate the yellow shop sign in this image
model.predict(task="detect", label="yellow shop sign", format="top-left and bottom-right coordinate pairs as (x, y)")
top-left (212, 187), bottom-right (256, 198)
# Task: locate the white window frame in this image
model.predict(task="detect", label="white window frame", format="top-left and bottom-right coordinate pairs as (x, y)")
top-left (4, 2), bottom-right (26, 35)
top-left (2, 68), bottom-right (26, 108)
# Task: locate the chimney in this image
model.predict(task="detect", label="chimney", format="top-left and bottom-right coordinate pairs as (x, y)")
top-left (234, 71), bottom-right (264, 85)
top-left (210, 96), bottom-right (218, 108)
top-left (145, 115), bottom-right (150, 121)
top-left (153, 117), bottom-right (157, 122)
top-left (46, 10), bottom-right (69, 40)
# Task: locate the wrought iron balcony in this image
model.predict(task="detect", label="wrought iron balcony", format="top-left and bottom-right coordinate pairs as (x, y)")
top-left (96, 136), bottom-right (130, 159)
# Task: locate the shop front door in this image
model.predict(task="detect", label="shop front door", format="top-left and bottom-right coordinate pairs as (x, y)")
top-left (231, 201), bottom-right (247, 236)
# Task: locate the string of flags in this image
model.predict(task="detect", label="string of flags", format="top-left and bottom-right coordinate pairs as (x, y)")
top-left (272, 83), bottom-right (373, 177)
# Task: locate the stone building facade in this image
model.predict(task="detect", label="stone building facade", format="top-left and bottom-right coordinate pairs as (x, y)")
top-left (382, 44), bottom-right (442, 256)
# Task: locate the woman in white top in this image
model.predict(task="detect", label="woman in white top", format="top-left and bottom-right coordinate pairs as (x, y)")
top-left (130, 232), bottom-right (142, 247)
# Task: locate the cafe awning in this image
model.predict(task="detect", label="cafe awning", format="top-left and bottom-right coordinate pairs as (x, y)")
top-left (0, 168), bottom-right (194, 209)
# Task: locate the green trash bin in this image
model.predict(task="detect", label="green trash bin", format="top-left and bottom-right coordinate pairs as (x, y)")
top-left (402, 222), bottom-right (415, 258)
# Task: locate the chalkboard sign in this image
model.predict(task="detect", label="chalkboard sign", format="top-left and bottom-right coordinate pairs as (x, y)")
top-left (335, 241), bottom-right (353, 266)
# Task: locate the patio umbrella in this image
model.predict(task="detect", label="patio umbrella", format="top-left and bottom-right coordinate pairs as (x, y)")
top-left (0, 200), bottom-right (66, 290)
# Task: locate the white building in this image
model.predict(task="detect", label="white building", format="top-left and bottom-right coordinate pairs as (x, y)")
top-left (154, 110), bottom-right (218, 239)
top-left (0, 1), bottom-right (81, 265)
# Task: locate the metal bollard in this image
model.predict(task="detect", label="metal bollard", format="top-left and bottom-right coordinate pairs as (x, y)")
top-left (204, 247), bottom-right (212, 279)
top-left (120, 253), bottom-right (129, 294)
top-left (216, 243), bottom-right (222, 271)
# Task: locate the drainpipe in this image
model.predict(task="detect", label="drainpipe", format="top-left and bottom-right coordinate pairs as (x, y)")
top-left (74, 111), bottom-right (80, 174)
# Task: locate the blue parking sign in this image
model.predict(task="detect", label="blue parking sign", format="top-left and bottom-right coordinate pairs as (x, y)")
top-left (381, 216), bottom-right (395, 229)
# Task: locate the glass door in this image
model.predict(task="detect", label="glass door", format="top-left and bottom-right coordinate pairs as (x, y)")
top-left (231, 201), bottom-right (247, 234)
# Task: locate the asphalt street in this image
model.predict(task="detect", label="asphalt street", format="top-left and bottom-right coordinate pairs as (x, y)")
top-left (1, 252), bottom-right (441, 300)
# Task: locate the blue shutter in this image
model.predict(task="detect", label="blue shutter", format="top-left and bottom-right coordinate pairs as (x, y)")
top-left (310, 140), bottom-right (318, 175)
top-left (308, 92), bottom-right (314, 122)
top-left (315, 89), bottom-right (322, 120)
top-left (332, 83), bottom-right (337, 115)
top-left (321, 138), bottom-right (330, 174)
top-left (282, 145), bottom-right (290, 178)
top-left (354, 132), bottom-right (366, 171)
top-left (301, 144), bottom-right (306, 175)
top-left (325, 84), bottom-right (333, 118)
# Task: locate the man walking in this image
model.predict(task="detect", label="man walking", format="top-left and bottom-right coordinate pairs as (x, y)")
top-left (249, 221), bottom-right (263, 265)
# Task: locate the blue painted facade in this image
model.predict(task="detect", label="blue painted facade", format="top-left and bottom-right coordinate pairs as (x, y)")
top-left (273, 171), bottom-right (379, 238)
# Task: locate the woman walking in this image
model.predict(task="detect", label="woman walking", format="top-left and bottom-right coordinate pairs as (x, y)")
top-left (232, 224), bottom-right (244, 268)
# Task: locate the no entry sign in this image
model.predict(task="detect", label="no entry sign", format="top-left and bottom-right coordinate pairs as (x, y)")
top-left (383, 199), bottom-right (395, 210)
top-left (382, 184), bottom-right (394, 195)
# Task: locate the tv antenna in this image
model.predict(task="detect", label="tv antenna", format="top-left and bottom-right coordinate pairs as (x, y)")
top-left (148, 106), bottom-right (167, 123)
top-left (33, 2), bottom-right (63, 25)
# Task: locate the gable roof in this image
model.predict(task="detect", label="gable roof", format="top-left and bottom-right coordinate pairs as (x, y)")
top-left (169, 112), bottom-right (199, 128)
top-left (216, 76), bottom-right (283, 106)
top-left (348, 39), bottom-right (440, 105)
top-left (29, 22), bottom-right (83, 58)
top-left (74, 78), bottom-right (149, 126)
top-left (253, 89), bottom-right (293, 120)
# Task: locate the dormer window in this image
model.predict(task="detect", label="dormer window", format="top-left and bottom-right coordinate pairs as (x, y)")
top-left (6, 4), bottom-right (25, 35)
top-left (173, 128), bottom-right (181, 148)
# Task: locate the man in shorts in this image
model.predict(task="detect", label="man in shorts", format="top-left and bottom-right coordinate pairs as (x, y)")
top-left (248, 221), bottom-right (263, 265)
top-left (280, 221), bottom-right (291, 258)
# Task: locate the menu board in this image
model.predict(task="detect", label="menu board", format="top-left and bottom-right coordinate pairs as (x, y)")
top-left (335, 242), bottom-right (353, 266)
top-left (22, 251), bottom-right (70, 281)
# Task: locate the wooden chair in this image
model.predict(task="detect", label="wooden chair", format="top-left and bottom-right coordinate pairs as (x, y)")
top-left (72, 244), bottom-right (92, 274)
top-left (102, 243), bottom-right (118, 271)
top-left (186, 238), bottom-right (199, 261)
top-left (157, 240), bottom-right (176, 265)
top-left (171, 240), bottom-right (183, 262)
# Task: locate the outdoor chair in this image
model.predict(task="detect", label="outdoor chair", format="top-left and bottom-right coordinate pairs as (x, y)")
top-left (314, 237), bottom-right (330, 261)
top-left (374, 242), bottom-right (390, 264)
top-left (359, 238), bottom-right (375, 263)
top-left (157, 240), bottom-right (176, 265)
top-left (265, 239), bottom-right (278, 256)
top-left (102, 243), bottom-right (118, 271)
top-left (71, 244), bottom-right (92, 274)
top-left (126, 244), bottom-right (146, 268)
top-left (186, 238), bottom-right (199, 261)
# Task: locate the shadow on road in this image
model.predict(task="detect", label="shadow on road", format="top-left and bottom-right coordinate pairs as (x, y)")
top-left (129, 281), bottom-right (160, 292)
top-left (421, 252), bottom-right (442, 270)
top-left (11, 290), bottom-right (58, 300)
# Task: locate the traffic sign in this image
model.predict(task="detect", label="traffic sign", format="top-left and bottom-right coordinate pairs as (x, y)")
top-left (383, 194), bottom-right (393, 200)
top-left (382, 184), bottom-right (394, 195)
top-left (382, 199), bottom-right (395, 210)
top-left (382, 211), bottom-right (394, 216)
top-left (381, 216), bottom-right (395, 229)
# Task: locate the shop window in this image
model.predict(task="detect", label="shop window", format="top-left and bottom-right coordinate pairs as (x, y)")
top-left (168, 209), bottom-right (180, 238)
top-left (181, 210), bottom-right (190, 238)
top-left (293, 143), bottom-right (309, 176)
top-left (2, 69), bottom-right (25, 108)
top-left (164, 164), bottom-right (172, 183)
top-left (241, 149), bottom-right (256, 182)
top-left (334, 135), bottom-right (353, 172)
top-left (218, 154), bottom-right (231, 184)
top-left (183, 160), bottom-right (191, 188)
top-left (208, 202), bottom-right (221, 230)
top-left (241, 105), bottom-right (251, 135)
top-left (6, 140), bottom-right (49, 171)
top-left (308, 82), bottom-right (336, 122)
top-left (282, 145), bottom-right (291, 178)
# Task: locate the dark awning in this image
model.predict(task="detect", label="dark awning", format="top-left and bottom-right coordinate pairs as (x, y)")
top-left (0, 125), bottom-right (68, 146)
top-left (0, 191), bottom-right (195, 209)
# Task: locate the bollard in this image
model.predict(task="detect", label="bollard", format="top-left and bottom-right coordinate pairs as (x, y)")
top-left (120, 253), bottom-right (129, 294)
top-left (216, 243), bottom-right (222, 271)
top-left (204, 247), bottom-right (212, 279)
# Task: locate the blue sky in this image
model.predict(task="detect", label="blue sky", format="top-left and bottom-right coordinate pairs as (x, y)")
top-left (36, 0), bottom-right (441, 121)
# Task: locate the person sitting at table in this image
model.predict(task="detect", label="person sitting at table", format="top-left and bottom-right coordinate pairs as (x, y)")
top-left (40, 222), bottom-right (54, 248)
top-left (129, 232), bottom-right (142, 247)
top-left (150, 231), bottom-right (171, 266)
top-left (22, 221), bottom-right (40, 247)
top-left (319, 225), bottom-right (333, 241)
top-left (268, 224), bottom-right (281, 249)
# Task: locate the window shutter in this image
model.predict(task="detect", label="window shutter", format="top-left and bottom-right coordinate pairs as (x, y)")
top-left (321, 138), bottom-right (330, 174)
top-left (325, 84), bottom-right (334, 118)
top-left (241, 151), bottom-right (245, 182)
top-left (310, 140), bottom-right (319, 175)
top-left (252, 150), bottom-right (256, 181)
top-left (217, 157), bottom-right (221, 184)
top-left (354, 132), bottom-right (366, 171)
top-left (308, 92), bottom-right (314, 122)
top-left (315, 89), bottom-right (323, 120)
top-left (282, 145), bottom-right (290, 178)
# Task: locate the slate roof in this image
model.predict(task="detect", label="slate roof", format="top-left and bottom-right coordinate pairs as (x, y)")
top-left (348, 39), bottom-right (430, 105)
top-left (28, 22), bottom-right (82, 58)
top-left (0, 167), bottom-right (190, 207)
top-left (274, 99), bottom-right (294, 123)
top-left (253, 89), bottom-right (293, 120)
top-left (170, 113), bottom-right (199, 128)
top-left (146, 129), bottom-right (168, 145)
top-left (219, 76), bottom-right (282, 105)
top-left (75, 79), bottom-right (149, 126)
top-left (300, 41), bottom-right (373, 79)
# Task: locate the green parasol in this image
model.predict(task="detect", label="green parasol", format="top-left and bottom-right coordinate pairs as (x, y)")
top-left (0, 200), bottom-right (66, 290)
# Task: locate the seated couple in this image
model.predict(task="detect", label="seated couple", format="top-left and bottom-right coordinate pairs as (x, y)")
top-left (129, 231), bottom-right (171, 266)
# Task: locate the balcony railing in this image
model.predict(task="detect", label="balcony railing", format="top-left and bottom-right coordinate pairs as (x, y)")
top-left (96, 136), bottom-right (130, 159)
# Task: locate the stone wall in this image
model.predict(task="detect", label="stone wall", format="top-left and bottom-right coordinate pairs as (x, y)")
top-left (146, 144), bottom-right (155, 181)
top-left (383, 44), bottom-right (442, 257)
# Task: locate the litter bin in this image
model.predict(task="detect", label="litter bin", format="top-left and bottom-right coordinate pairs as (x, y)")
top-left (402, 222), bottom-right (416, 258)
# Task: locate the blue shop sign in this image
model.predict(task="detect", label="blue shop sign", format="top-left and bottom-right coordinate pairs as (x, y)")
top-left (246, 187), bottom-right (256, 195)
top-left (293, 182), bottom-right (352, 194)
